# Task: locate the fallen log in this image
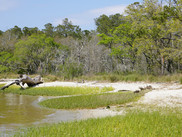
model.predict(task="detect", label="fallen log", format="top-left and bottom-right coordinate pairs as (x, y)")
top-left (0, 74), bottom-right (43, 90)
top-left (1, 81), bottom-right (16, 90)
top-left (20, 74), bottom-right (43, 87)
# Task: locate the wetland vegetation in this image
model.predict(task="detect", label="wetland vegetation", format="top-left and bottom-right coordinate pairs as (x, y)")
top-left (0, 85), bottom-right (113, 96)
top-left (40, 91), bottom-right (145, 109)
top-left (1, 82), bottom-right (182, 137)
top-left (14, 109), bottom-right (182, 137)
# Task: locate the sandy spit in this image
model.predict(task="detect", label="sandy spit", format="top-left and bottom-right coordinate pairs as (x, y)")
top-left (1, 80), bottom-right (182, 108)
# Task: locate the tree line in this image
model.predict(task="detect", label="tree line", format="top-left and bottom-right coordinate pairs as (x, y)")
top-left (0, 0), bottom-right (182, 79)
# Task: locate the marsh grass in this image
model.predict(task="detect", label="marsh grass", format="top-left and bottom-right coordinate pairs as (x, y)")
top-left (0, 85), bottom-right (113, 96)
top-left (14, 109), bottom-right (182, 137)
top-left (1, 73), bottom-right (182, 83)
top-left (0, 84), bottom-right (4, 88)
top-left (39, 91), bottom-right (146, 109)
top-left (77, 73), bottom-right (182, 83)
top-left (0, 73), bottom-right (19, 79)
top-left (0, 73), bottom-right (63, 82)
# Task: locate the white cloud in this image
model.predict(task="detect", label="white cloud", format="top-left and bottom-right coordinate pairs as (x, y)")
top-left (90, 5), bottom-right (127, 16)
top-left (0, 0), bottom-right (18, 11)
top-left (53, 4), bottom-right (127, 30)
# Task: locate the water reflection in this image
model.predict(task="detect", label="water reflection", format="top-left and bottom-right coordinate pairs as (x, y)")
top-left (0, 94), bottom-right (54, 129)
top-left (0, 93), bottom-right (122, 136)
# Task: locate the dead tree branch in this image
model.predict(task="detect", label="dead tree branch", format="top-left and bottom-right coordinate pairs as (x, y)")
top-left (0, 74), bottom-right (43, 90)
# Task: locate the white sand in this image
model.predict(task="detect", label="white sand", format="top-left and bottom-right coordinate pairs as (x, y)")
top-left (37, 81), bottom-right (163, 91)
top-left (138, 89), bottom-right (182, 107)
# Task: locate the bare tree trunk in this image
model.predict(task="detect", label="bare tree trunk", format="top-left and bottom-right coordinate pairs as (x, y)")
top-left (0, 75), bottom-right (43, 90)
top-left (0, 80), bottom-right (22, 90)
top-left (161, 56), bottom-right (164, 75)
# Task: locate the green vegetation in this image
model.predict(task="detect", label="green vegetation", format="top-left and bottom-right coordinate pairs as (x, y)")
top-left (39, 91), bottom-right (145, 109)
top-left (1, 72), bottom-right (182, 83)
top-left (77, 73), bottom-right (182, 83)
top-left (0, 85), bottom-right (113, 96)
top-left (180, 77), bottom-right (182, 84)
top-left (1, 0), bottom-right (182, 78)
top-left (1, 0), bottom-right (182, 135)
top-left (14, 109), bottom-right (182, 137)
top-left (0, 84), bottom-right (4, 88)
top-left (0, 73), bottom-right (64, 82)
top-left (0, 73), bottom-right (19, 79)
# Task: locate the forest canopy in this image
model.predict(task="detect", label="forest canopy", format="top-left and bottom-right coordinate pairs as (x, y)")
top-left (0, 0), bottom-right (182, 78)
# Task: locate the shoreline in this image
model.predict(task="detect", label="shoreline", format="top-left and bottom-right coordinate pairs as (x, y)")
top-left (1, 80), bottom-right (182, 108)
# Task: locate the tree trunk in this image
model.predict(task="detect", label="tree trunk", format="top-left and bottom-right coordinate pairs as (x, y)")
top-left (161, 56), bottom-right (164, 75)
top-left (0, 75), bottom-right (43, 90)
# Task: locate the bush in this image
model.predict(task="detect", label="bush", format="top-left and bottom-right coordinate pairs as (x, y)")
top-left (109, 75), bottom-right (119, 82)
top-left (180, 77), bottom-right (182, 84)
top-left (59, 62), bottom-right (83, 80)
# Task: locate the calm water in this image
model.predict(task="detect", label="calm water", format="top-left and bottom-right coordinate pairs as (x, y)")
top-left (0, 94), bottom-right (54, 131)
top-left (0, 93), bottom-right (80, 136)
top-left (0, 93), bottom-right (120, 136)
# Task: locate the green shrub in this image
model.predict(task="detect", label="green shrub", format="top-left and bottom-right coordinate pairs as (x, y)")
top-left (109, 75), bottom-right (119, 82)
top-left (180, 77), bottom-right (182, 84)
top-left (59, 62), bottom-right (83, 80)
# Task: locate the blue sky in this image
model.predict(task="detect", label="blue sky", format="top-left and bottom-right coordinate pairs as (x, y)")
top-left (0, 0), bottom-right (142, 31)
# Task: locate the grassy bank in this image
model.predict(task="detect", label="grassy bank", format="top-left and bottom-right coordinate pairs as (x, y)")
top-left (1, 73), bottom-right (182, 83)
top-left (0, 85), bottom-right (113, 96)
top-left (14, 109), bottom-right (182, 137)
top-left (40, 91), bottom-right (145, 109)
top-left (77, 73), bottom-right (182, 83)
top-left (0, 73), bottom-right (64, 82)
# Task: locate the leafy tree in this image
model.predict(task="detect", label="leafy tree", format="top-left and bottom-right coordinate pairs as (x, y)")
top-left (10, 25), bottom-right (22, 39)
top-left (0, 30), bottom-right (3, 35)
top-left (14, 34), bottom-right (61, 74)
top-left (95, 14), bottom-right (124, 35)
top-left (97, 33), bottom-right (114, 48)
top-left (23, 27), bottom-right (39, 36)
top-left (125, 0), bottom-right (182, 74)
top-left (95, 14), bottom-right (111, 35)
top-left (55, 18), bottom-right (75, 37)
top-left (1, 0), bottom-right (182, 76)
top-left (43, 23), bottom-right (54, 37)
top-left (0, 51), bottom-right (14, 73)
top-left (112, 22), bottom-right (138, 71)
top-left (55, 18), bottom-right (85, 39)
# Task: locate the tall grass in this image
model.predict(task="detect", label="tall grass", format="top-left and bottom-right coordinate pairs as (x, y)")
top-left (0, 73), bottom-right (19, 79)
top-left (14, 109), bottom-right (182, 137)
top-left (1, 72), bottom-right (182, 83)
top-left (180, 77), bottom-right (182, 84)
top-left (40, 91), bottom-right (145, 109)
top-left (0, 85), bottom-right (113, 96)
top-left (76, 73), bottom-right (182, 83)
top-left (0, 73), bottom-right (64, 82)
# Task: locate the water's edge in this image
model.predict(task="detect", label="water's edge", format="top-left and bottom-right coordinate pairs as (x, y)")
top-left (0, 93), bottom-right (122, 136)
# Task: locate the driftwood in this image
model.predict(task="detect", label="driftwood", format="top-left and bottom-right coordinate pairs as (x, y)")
top-left (134, 85), bottom-right (153, 94)
top-left (0, 74), bottom-right (43, 90)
